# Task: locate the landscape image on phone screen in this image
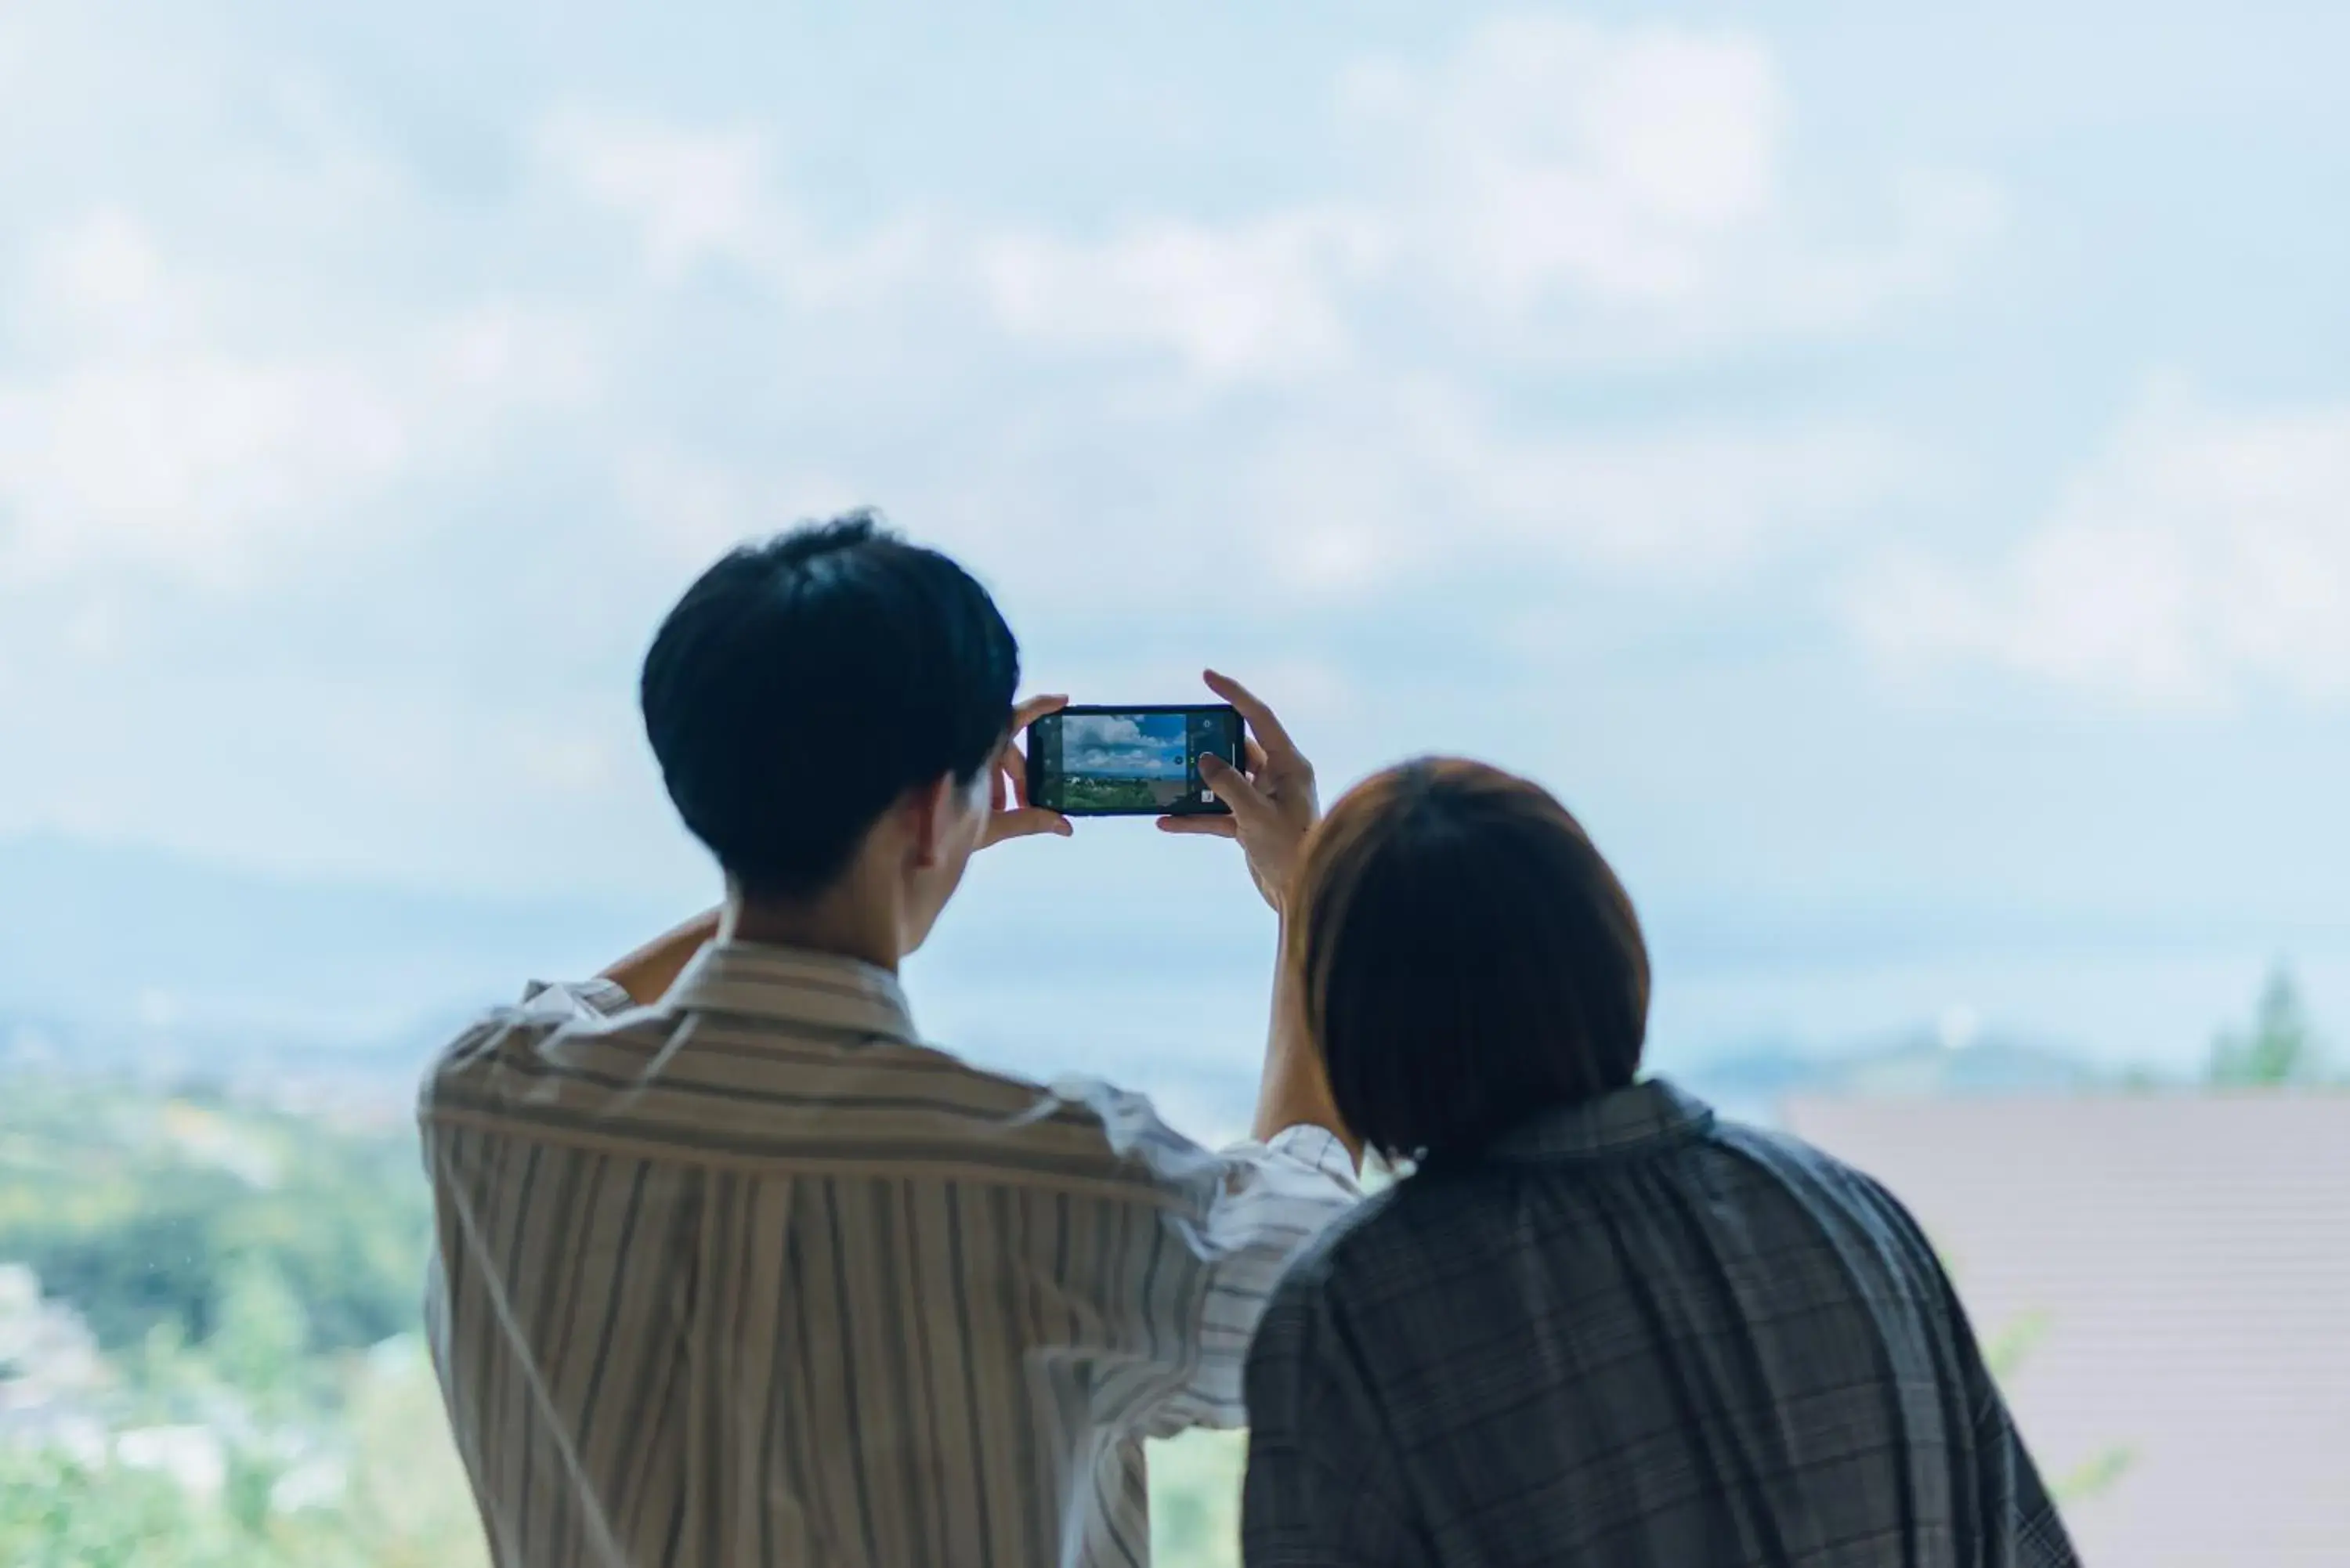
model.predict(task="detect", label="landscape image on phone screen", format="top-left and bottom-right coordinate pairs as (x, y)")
top-left (1053, 710), bottom-right (1235, 813)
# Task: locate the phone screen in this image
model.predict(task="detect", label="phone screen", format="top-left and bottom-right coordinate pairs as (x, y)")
top-left (1026, 705), bottom-right (1242, 817)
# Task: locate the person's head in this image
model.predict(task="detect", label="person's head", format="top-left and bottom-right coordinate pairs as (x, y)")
top-left (1288, 757), bottom-right (1650, 1164)
top-left (639, 512), bottom-right (1017, 958)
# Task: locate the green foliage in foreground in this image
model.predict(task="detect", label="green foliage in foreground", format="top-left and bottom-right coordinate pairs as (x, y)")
top-left (1152, 1430), bottom-right (1248, 1568)
top-left (0, 1076), bottom-right (481, 1568)
top-left (0, 1338), bottom-right (487, 1568)
top-left (0, 1447), bottom-right (225, 1568)
top-left (0, 1079), bottom-right (429, 1356)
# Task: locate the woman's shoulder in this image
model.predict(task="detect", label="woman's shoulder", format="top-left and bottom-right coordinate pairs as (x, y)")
top-left (1266, 1164), bottom-right (1491, 1312)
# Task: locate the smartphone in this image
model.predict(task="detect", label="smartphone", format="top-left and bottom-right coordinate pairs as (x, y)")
top-left (1025, 704), bottom-right (1244, 818)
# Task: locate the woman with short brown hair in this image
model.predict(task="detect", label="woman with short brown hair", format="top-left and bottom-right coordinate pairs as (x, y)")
top-left (1237, 757), bottom-right (2076, 1568)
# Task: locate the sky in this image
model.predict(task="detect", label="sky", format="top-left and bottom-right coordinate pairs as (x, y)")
top-left (2, 0), bottom-right (2347, 1104)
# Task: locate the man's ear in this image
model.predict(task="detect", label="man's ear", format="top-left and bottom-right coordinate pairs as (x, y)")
top-left (904, 775), bottom-right (952, 869)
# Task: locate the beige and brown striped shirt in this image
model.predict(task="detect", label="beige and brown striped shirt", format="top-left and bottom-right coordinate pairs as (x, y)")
top-left (421, 938), bottom-right (1358, 1568)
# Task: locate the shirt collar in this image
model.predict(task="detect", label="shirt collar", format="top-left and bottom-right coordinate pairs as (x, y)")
top-left (662, 940), bottom-right (918, 1044)
top-left (1479, 1078), bottom-right (1716, 1162)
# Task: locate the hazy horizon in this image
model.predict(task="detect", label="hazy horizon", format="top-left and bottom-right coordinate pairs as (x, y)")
top-left (2, 827), bottom-right (2334, 1097)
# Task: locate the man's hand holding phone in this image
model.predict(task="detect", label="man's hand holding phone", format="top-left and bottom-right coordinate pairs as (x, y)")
top-left (982, 693), bottom-right (1075, 849)
top-left (987, 670), bottom-right (1322, 915)
top-left (1157, 670), bottom-right (1319, 912)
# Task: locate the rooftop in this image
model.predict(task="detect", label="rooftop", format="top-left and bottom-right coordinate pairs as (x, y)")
top-left (1783, 1090), bottom-right (2350, 1568)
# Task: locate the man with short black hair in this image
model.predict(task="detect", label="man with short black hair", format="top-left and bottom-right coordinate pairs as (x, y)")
top-left (422, 514), bottom-right (1358, 1568)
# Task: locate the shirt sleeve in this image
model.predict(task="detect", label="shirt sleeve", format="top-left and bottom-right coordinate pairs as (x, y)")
top-left (1171, 1124), bottom-right (1363, 1426)
top-left (1043, 1078), bottom-right (1361, 1438)
top-left (1242, 1274), bottom-right (1416, 1568)
top-left (517, 976), bottom-right (635, 1018)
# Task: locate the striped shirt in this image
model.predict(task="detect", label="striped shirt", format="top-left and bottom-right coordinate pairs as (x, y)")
top-left (1243, 1080), bottom-right (2077, 1568)
top-left (421, 939), bottom-right (1358, 1568)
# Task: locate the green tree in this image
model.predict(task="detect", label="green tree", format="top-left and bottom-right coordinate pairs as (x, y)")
top-left (208, 1256), bottom-right (314, 1417)
top-left (1149, 1429), bottom-right (1246, 1568)
top-left (0, 1080), bottom-right (432, 1363)
top-left (337, 1336), bottom-right (492, 1568)
top-left (2206, 966), bottom-right (2327, 1086)
top-left (0, 1447), bottom-right (242, 1568)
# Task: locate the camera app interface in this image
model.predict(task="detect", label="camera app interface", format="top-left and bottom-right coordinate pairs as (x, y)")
top-left (1043, 709), bottom-right (1238, 814)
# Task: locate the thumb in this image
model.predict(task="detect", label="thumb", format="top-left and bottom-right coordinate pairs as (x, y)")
top-left (993, 807), bottom-right (1074, 841)
top-left (1198, 754), bottom-right (1274, 829)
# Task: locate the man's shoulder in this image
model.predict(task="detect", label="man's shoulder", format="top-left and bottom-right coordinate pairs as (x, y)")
top-left (417, 980), bottom-right (642, 1113)
top-left (418, 992), bottom-right (1239, 1206)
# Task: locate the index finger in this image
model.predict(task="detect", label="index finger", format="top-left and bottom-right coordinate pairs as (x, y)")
top-left (1010, 693), bottom-right (1068, 735)
top-left (1197, 751), bottom-right (1278, 831)
top-left (1202, 670), bottom-right (1300, 763)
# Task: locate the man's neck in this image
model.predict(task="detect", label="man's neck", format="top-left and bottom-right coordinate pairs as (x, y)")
top-left (725, 891), bottom-right (902, 974)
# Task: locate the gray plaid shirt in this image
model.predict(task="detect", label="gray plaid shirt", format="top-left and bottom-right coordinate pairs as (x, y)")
top-left (1242, 1079), bottom-right (2078, 1568)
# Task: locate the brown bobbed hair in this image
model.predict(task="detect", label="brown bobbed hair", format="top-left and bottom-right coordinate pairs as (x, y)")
top-left (1288, 757), bottom-right (1651, 1164)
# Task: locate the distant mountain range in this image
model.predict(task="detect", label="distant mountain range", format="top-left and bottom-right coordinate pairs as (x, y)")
top-left (0, 832), bottom-right (655, 1041)
top-left (0, 1004), bottom-right (2135, 1143)
top-left (1674, 1031), bottom-right (2122, 1126)
top-left (0, 830), bottom-right (2207, 1116)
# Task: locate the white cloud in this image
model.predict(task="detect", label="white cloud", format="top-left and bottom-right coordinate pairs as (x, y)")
top-left (425, 305), bottom-right (602, 409)
top-left (1340, 17), bottom-right (1786, 308)
top-left (535, 110), bottom-right (937, 306)
top-left (530, 18), bottom-right (1996, 388)
top-left (1238, 383), bottom-right (1922, 597)
top-left (533, 109), bottom-right (1379, 378)
top-left (535, 112), bottom-right (773, 277)
top-left (1849, 381), bottom-right (2350, 708)
top-left (0, 198), bottom-right (601, 593)
top-left (1426, 413), bottom-right (1916, 583)
top-left (614, 440), bottom-right (871, 570)
top-left (1354, 16), bottom-right (2001, 357)
top-left (1064, 715), bottom-right (1156, 750)
top-left (0, 320), bottom-right (596, 593)
top-left (0, 352), bottom-right (407, 590)
top-left (978, 209), bottom-right (1380, 381)
top-left (961, 16), bottom-right (2000, 380)
top-left (27, 208), bottom-right (173, 326)
top-left (605, 361), bottom-right (1924, 620)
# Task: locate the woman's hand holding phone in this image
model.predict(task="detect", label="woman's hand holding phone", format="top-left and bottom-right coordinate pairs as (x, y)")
top-left (1163, 671), bottom-right (1352, 1158)
top-left (1157, 670), bottom-right (1320, 913)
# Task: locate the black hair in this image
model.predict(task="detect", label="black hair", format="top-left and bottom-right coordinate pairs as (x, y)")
top-left (638, 512), bottom-right (1018, 900)
top-left (1289, 757), bottom-right (1650, 1163)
